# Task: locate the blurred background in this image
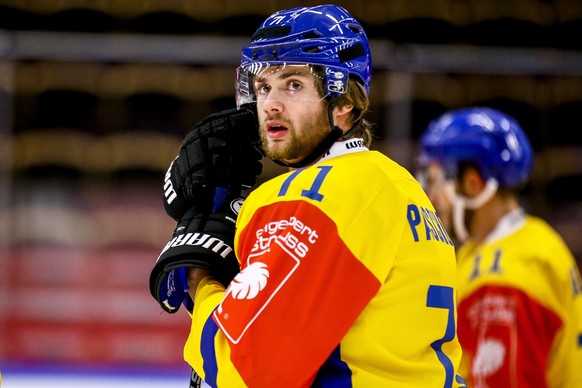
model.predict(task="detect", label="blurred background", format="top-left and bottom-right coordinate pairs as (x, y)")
top-left (1, 0), bottom-right (581, 385)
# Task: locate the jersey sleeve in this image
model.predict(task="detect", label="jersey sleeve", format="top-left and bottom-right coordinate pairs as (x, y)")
top-left (185, 198), bottom-right (381, 387)
top-left (544, 231), bottom-right (582, 387)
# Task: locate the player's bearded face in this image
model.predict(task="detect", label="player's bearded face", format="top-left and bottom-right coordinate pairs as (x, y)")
top-left (254, 65), bottom-right (331, 165)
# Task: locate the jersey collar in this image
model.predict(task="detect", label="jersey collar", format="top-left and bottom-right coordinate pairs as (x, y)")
top-left (318, 138), bottom-right (368, 163)
top-left (484, 207), bottom-right (526, 244)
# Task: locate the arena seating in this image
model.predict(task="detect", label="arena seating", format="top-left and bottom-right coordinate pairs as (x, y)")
top-left (1, 0), bottom-right (581, 369)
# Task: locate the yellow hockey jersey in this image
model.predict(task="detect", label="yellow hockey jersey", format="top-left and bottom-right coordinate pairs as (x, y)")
top-left (185, 140), bottom-right (466, 387)
top-left (456, 210), bottom-right (582, 387)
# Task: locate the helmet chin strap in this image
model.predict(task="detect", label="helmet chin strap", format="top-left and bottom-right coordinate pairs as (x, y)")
top-left (272, 102), bottom-right (362, 169)
top-left (446, 178), bottom-right (499, 242)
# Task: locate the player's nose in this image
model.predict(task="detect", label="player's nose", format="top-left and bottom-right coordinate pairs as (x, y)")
top-left (261, 93), bottom-right (285, 113)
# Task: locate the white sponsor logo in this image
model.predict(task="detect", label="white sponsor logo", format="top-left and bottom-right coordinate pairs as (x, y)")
top-left (252, 215), bottom-right (319, 258)
top-left (158, 232), bottom-right (233, 261)
top-left (163, 159), bottom-right (178, 204)
top-left (467, 294), bottom-right (516, 329)
top-left (230, 198), bottom-right (244, 215)
top-left (472, 338), bottom-right (506, 386)
top-left (226, 262), bottom-right (269, 301)
top-left (214, 215), bottom-right (319, 343)
top-left (215, 239), bottom-right (300, 344)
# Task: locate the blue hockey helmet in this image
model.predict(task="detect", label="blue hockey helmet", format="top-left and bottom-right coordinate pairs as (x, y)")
top-left (236, 4), bottom-right (372, 107)
top-left (420, 107), bottom-right (533, 189)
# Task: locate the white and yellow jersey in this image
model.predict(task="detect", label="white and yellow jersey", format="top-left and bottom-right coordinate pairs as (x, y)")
top-left (456, 210), bottom-right (582, 387)
top-left (185, 140), bottom-right (466, 387)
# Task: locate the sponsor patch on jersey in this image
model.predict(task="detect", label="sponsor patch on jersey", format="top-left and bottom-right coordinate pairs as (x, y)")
top-left (214, 238), bottom-right (300, 343)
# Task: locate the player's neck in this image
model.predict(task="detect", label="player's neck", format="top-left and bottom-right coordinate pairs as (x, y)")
top-left (469, 195), bottom-right (519, 244)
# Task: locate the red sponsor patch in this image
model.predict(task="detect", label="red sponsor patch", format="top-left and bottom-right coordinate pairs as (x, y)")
top-left (214, 238), bottom-right (300, 343)
top-left (458, 286), bottom-right (562, 388)
top-left (212, 201), bottom-right (379, 386)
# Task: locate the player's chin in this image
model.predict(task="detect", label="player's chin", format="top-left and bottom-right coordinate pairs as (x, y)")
top-left (264, 143), bottom-right (298, 163)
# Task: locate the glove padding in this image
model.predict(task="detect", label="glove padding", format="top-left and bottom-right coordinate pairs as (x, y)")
top-left (150, 197), bottom-right (243, 314)
top-left (163, 104), bottom-right (263, 221)
top-left (155, 267), bottom-right (193, 314)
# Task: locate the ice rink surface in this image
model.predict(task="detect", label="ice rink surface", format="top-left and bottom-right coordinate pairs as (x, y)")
top-left (1, 363), bottom-right (192, 388)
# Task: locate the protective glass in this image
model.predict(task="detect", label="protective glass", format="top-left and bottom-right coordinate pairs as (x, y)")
top-left (417, 162), bottom-right (456, 199)
top-left (236, 62), bottom-right (349, 108)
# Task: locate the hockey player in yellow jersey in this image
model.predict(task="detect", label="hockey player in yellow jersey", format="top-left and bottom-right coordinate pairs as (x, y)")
top-left (419, 107), bottom-right (582, 387)
top-left (150, 4), bottom-right (467, 387)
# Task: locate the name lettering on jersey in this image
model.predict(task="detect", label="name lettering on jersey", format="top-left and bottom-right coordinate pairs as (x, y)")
top-left (571, 265), bottom-right (582, 297)
top-left (252, 216), bottom-right (319, 258)
top-left (407, 204), bottom-right (454, 246)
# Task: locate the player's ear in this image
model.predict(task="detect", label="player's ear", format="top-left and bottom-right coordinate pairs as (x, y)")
top-left (461, 167), bottom-right (486, 198)
top-left (332, 104), bottom-right (354, 133)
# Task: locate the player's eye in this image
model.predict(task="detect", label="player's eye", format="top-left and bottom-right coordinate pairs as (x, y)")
top-left (286, 81), bottom-right (302, 92)
top-left (255, 83), bottom-right (271, 95)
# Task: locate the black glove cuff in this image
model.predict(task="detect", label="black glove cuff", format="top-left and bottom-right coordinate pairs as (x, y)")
top-left (149, 211), bottom-right (241, 310)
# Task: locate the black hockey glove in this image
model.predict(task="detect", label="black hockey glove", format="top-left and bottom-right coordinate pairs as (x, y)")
top-left (163, 104), bottom-right (263, 221)
top-left (149, 196), bottom-right (243, 314)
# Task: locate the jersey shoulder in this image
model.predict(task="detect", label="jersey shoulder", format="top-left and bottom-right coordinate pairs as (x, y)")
top-left (519, 215), bottom-right (576, 263)
top-left (244, 150), bottom-right (425, 209)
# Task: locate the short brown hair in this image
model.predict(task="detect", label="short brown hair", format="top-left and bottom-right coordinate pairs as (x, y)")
top-left (310, 65), bottom-right (373, 147)
top-left (334, 78), bottom-right (373, 147)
